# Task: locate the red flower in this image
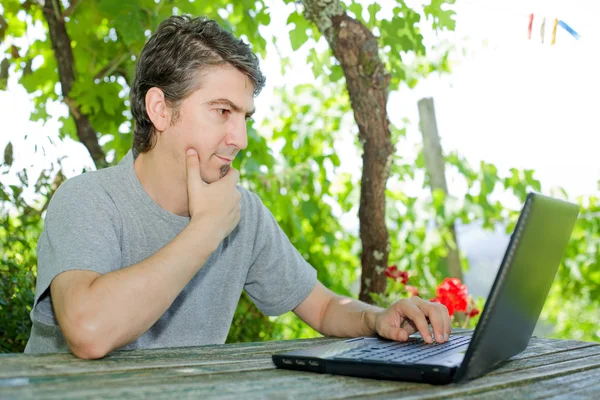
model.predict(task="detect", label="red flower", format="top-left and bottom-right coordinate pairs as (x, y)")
top-left (385, 265), bottom-right (409, 284)
top-left (430, 278), bottom-right (469, 316)
top-left (468, 308), bottom-right (480, 318)
top-left (405, 285), bottom-right (419, 297)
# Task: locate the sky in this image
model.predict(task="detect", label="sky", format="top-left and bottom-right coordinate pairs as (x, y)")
top-left (419, 0), bottom-right (600, 201)
top-left (0, 0), bottom-right (599, 207)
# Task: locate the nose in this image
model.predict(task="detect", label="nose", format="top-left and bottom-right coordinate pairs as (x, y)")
top-left (225, 118), bottom-right (248, 151)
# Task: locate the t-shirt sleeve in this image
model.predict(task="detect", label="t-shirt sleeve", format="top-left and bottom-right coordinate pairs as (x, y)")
top-left (32, 175), bottom-right (122, 325)
top-left (243, 191), bottom-right (317, 316)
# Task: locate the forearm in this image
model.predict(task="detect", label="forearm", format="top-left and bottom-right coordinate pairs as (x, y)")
top-left (67, 223), bottom-right (216, 355)
top-left (319, 295), bottom-right (384, 338)
top-left (296, 282), bottom-right (450, 344)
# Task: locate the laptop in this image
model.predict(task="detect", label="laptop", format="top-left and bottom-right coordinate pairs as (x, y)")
top-left (272, 193), bottom-right (580, 384)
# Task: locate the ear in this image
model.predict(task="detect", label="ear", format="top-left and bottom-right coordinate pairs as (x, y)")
top-left (145, 87), bottom-right (171, 132)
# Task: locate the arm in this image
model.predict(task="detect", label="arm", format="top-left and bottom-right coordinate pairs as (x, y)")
top-left (294, 282), bottom-right (452, 344)
top-left (51, 222), bottom-right (217, 360)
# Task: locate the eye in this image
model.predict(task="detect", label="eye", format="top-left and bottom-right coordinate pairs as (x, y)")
top-left (217, 108), bottom-right (230, 116)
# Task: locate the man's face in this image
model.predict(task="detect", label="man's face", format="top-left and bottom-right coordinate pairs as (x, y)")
top-left (163, 65), bottom-right (255, 184)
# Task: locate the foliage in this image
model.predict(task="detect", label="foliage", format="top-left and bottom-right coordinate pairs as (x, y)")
top-left (542, 196), bottom-right (600, 342)
top-left (0, 140), bottom-right (64, 352)
top-left (1, 0), bottom-right (271, 162)
top-left (287, 0), bottom-right (455, 88)
top-left (381, 146), bottom-right (600, 342)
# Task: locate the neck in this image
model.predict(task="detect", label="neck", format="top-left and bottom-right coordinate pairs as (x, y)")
top-left (133, 147), bottom-right (189, 217)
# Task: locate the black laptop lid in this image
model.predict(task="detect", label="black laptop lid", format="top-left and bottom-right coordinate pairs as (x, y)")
top-left (454, 193), bottom-right (580, 382)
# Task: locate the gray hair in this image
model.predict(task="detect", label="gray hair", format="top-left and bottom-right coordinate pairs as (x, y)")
top-left (130, 15), bottom-right (266, 153)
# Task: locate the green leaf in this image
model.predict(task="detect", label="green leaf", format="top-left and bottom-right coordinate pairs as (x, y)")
top-left (0, 186), bottom-right (9, 201)
top-left (3, 142), bottom-right (13, 167)
top-left (97, 0), bottom-right (146, 48)
top-left (301, 199), bottom-right (319, 220)
top-left (17, 170), bottom-right (28, 187)
top-left (423, 0), bottom-right (457, 31)
top-left (0, 59), bottom-right (9, 90)
top-left (329, 153), bottom-right (341, 167)
top-left (348, 2), bottom-right (364, 21)
top-left (415, 150), bottom-right (425, 168)
top-left (287, 11), bottom-right (311, 51)
top-left (330, 64), bottom-right (344, 82)
top-left (59, 116), bottom-right (77, 141)
top-left (432, 188), bottom-right (445, 210)
top-left (367, 3), bottom-right (382, 29)
top-left (9, 185), bottom-right (22, 199)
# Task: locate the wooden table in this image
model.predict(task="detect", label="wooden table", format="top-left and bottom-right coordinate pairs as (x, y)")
top-left (1, 332), bottom-right (599, 399)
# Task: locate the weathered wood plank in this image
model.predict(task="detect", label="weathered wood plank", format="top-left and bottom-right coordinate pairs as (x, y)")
top-left (452, 365), bottom-right (600, 399)
top-left (509, 338), bottom-right (596, 361)
top-left (10, 347), bottom-right (600, 400)
top-left (0, 337), bottom-right (339, 378)
top-left (2, 333), bottom-right (598, 400)
top-left (3, 339), bottom-right (597, 396)
top-left (2, 369), bottom-right (416, 400)
top-left (0, 331), bottom-right (474, 379)
top-left (361, 351), bottom-right (600, 399)
top-left (0, 360), bottom-right (274, 398)
top-left (2, 333), bottom-right (589, 381)
top-left (489, 344), bottom-right (600, 376)
top-left (3, 343), bottom-right (600, 400)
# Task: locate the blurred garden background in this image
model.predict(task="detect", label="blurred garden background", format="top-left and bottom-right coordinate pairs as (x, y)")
top-left (1, 0), bottom-right (599, 353)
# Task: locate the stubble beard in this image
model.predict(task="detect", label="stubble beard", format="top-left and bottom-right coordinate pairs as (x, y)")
top-left (220, 164), bottom-right (230, 178)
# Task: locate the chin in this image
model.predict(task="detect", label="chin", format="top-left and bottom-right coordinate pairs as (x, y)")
top-left (201, 176), bottom-right (218, 184)
top-left (200, 172), bottom-right (223, 184)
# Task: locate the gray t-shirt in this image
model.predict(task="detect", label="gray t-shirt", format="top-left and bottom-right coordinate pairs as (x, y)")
top-left (24, 150), bottom-right (317, 353)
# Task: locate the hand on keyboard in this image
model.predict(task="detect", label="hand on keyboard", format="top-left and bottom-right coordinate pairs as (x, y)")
top-left (373, 297), bottom-right (451, 344)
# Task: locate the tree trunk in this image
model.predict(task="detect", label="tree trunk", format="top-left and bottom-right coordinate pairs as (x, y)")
top-left (302, 0), bottom-right (393, 303)
top-left (417, 97), bottom-right (463, 280)
top-left (42, 0), bottom-right (107, 169)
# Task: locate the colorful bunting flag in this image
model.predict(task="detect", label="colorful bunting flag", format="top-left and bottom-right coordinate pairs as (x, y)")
top-left (558, 20), bottom-right (580, 40)
top-left (551, 18), bottom-right (558, 45)
top-left (527, 14), bottom-right (581, 43)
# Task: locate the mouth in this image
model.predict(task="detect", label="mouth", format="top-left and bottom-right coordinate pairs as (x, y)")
top-left (216, 155), bottom-right (232, 163)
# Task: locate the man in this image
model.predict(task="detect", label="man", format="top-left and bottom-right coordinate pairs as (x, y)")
top-left (25, 15), bottom-right (451, 359)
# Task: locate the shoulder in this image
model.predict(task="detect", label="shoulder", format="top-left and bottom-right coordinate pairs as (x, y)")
top-left (48, 165), bottom-right (126, 215)
top-left (55, 162), bottom-right (127, 195)
top-left (42, 166), bottom-right (125, 246)
top-left (236, 185), bottom-right (282, 234)
top-left (237, 185), bottom-right (258, 206)
top-left (237, 185), bottom-right (270, 217)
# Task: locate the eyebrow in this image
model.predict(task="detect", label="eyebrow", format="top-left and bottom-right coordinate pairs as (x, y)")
top-left (207, 98), bottom-right (255, 118)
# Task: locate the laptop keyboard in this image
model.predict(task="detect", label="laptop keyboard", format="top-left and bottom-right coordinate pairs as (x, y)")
top-left (333, 335), bottom-right (471, 364)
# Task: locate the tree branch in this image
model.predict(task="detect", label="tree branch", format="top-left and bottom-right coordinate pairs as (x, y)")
top-left (62, 0), bottom-right (81, 19)
top-left (50, 0), bottom-right (61, 20)
top-left (40, 169), bottom-right (66, 214)
top-left (0, 15), bottom-right (8, 40)
top-left (94, 52), bottom-right (129, 81)
top-left (63, 97), bottom-right (81, 119)
top-left (42, 0), bottom-right (107, 169)
top-left (302, 0), bottom-right (393, 303)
